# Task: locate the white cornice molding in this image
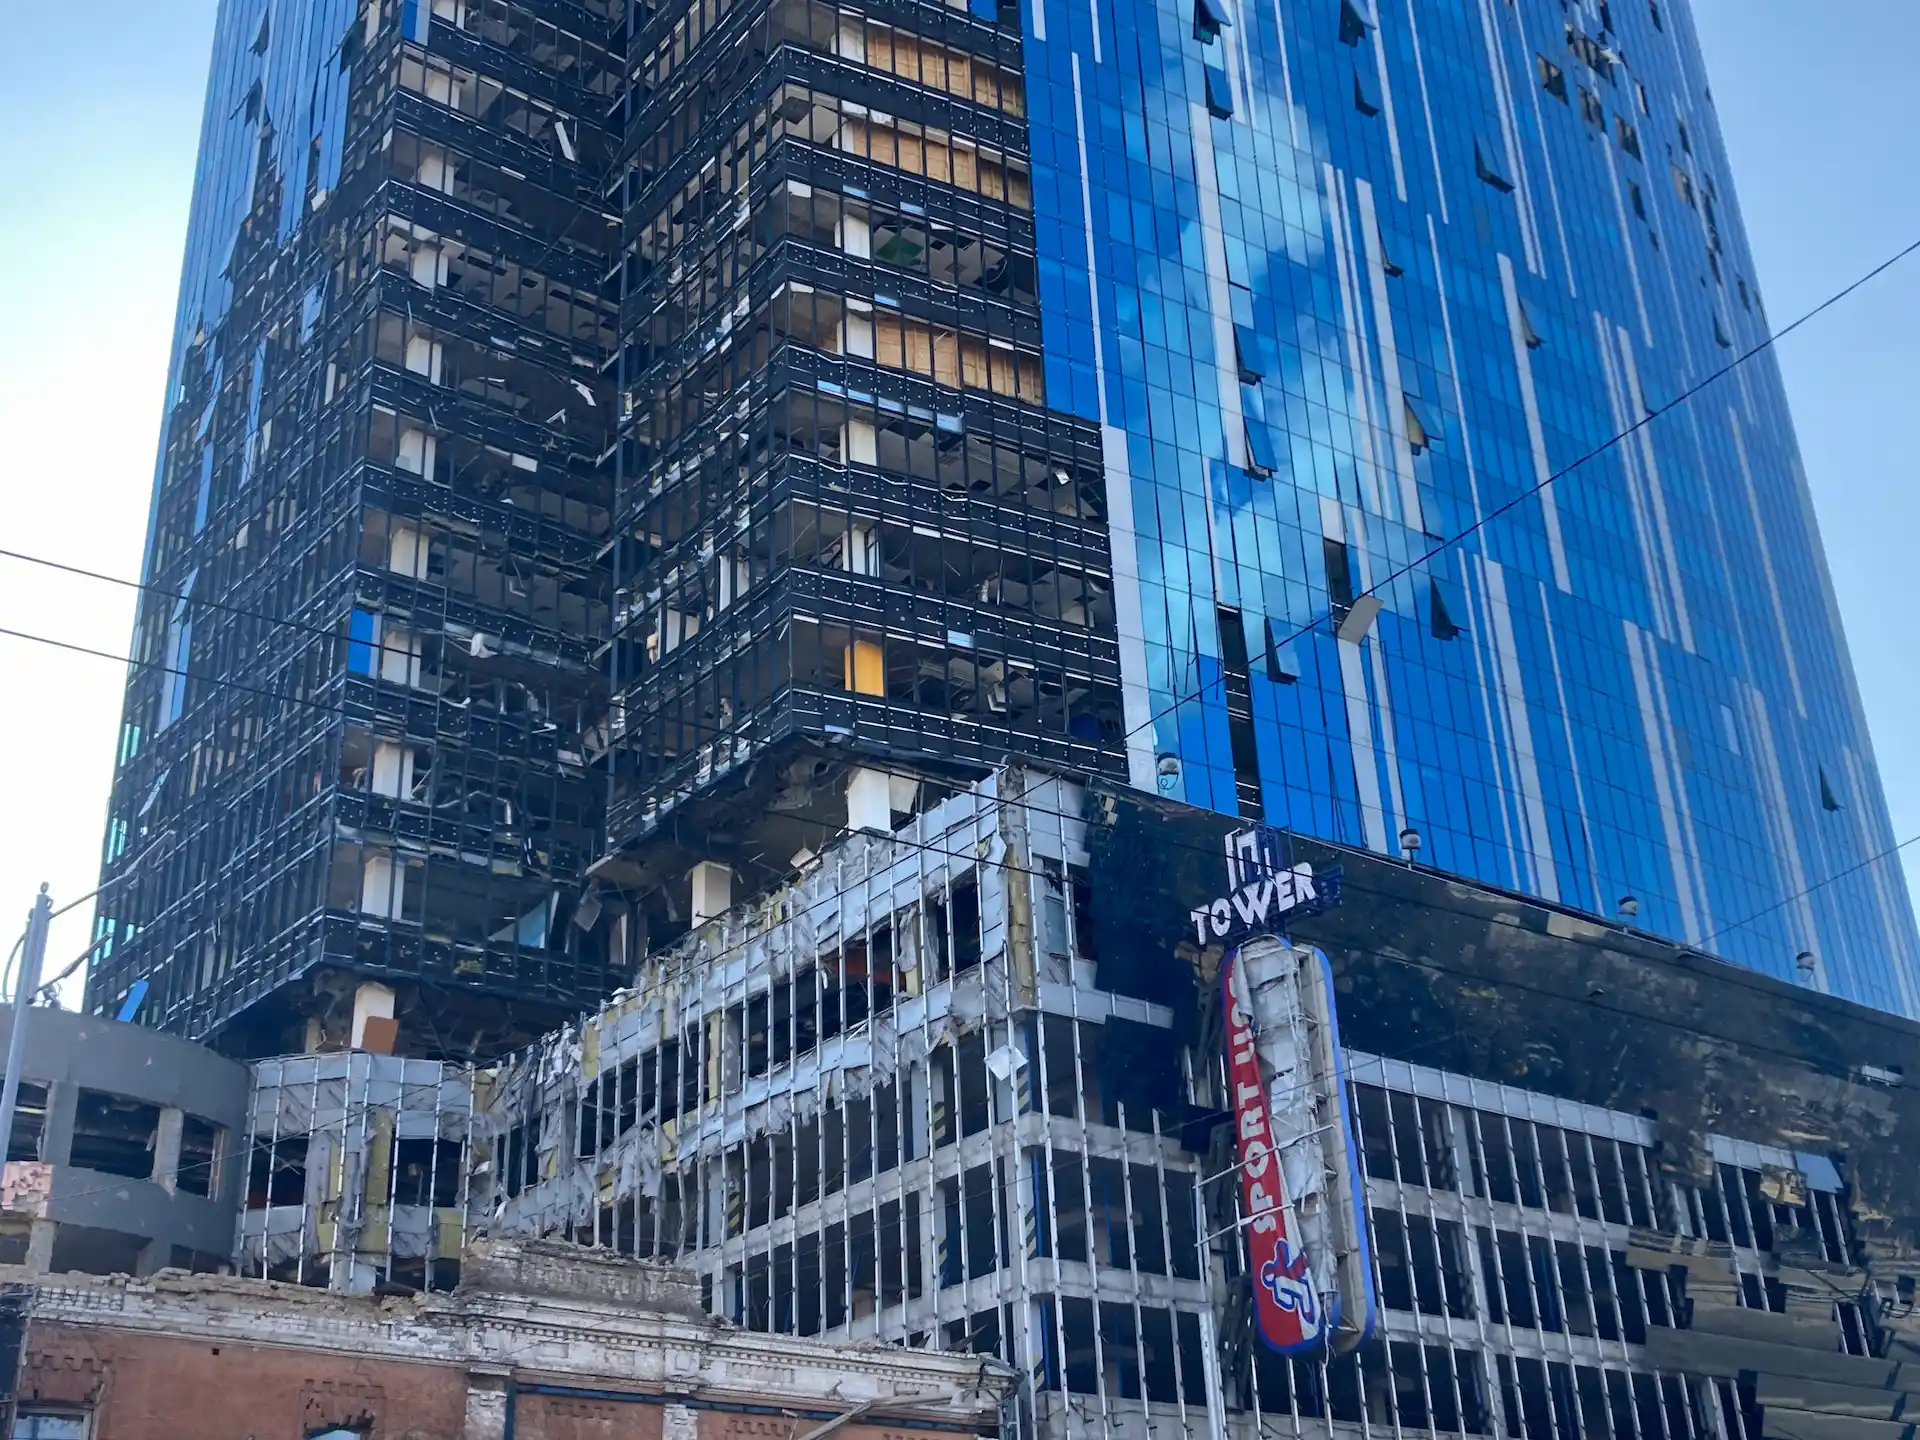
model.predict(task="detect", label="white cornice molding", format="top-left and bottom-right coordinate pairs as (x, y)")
top-left (5, 1260), bottom-right (1011, 1419)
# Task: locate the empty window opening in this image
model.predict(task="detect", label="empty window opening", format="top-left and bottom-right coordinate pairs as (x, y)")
top-left (1244, 420), bottom-right (1278, 476)
top-left (1431, 578), bottom-right (1465, 639)
top-left (247, 1135), bottom-right (309, 1208)
top-left (1217, 606), bottom-right (1263, 817)
top-left (1323, 537), bottom-right (1356, 610)
top-left (1204, 65), bottom-right (1233, 118)
top-left (177, 1114), bottom-right (222, 1197)
top-left (393, 1137), bottom-right (463, 1207)
top-left (1354, 68), bottom-right (1380, 116)
top-left (1339, 0), bottom-right (1373, 45)
top-left (1194, 0), bottom-right (1229, 42)
top-left (69, 1091), bottom-right (161, 1180)
top-left (1475, 141), bottom-right (1515, 193)
top-left (1820, 768), bottom-right (1842, 811)
top-left (1537, 54), bottom-right (1567, 100)
top-left (6, 1082), bottom-right (47, 1163)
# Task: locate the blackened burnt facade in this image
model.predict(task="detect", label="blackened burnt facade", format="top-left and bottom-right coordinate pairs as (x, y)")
top-left (597, 0), bottom-right (1131, 906)
top-left (91, 0), bottom-right (627, 1057)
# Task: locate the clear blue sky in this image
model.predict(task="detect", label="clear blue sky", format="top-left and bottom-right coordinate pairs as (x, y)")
top-left (0, 1), bottom-right (1913, 988)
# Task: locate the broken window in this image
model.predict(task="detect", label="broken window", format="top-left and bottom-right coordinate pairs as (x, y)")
top-left (1537, 54), bottom-right (1567, 100)
top-left (5, 1082), bottom-right (47, 1163)
top-left (1264, 617), bottom-right (1301, 683)
top-left (1474, 140), bottom-right (1515, 193)
top-left (1233, 324), bottom-right (1273, 383)
top-left (69, 1090), bottom-right (161, 1180)
top-left (1820, 767), bottom-right (1842, 811)
top-left (1244, 418), bottom-right (1278, 476)
top-left (1323, 537), bottom-right (1356, 611)
top-left (1049, 1150), bottom-right (1089, 1261)
top-left (1060, 1296), bottom-right (1099, 1393)
top-left (1067, 865), bottom-right (1097, 960)
top-left (1431, 577), bottom-right (1464, 639)
top-left (1353, 68), bottom-right (1380, 116)
top-left (1193, 0), bottom-right (1228, 42)
top-left (1403, 394), bottom-right (1437, 453)
top-left (247, 1134), bottom-right (309, 1209)
top-left (1203, 64), bottom-right (1233, 119)
top-left (392, 1137), bottom-right (463, 1207)
top-left (177, 1114), bottom-right (221, 1198)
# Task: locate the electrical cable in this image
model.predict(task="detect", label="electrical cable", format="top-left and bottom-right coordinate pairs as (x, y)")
top-left (8, 234), bottom-right (1918, 761)
top-left (0, 546), bottom-right (377, 647)
top-left (1, 932), bottom-right (22, 1008)
top-left (1108, 231), bottom-right (1920, 751)
top-left (4, 234), bottom-right (1918, 1020)
top-left (3, 614), bottom-right (1917, 1030)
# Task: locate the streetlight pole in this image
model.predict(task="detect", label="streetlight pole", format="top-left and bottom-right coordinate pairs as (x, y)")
top-left (0, 887), bottom-right (53, 1164)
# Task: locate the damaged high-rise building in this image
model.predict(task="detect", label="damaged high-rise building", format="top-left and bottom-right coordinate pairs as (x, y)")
top-left (91, 0), bottom-right (627, 1056)
top-left (428, 769), bottom-right (1920, 1440)
top-left (52, 766), bottom-right (1903, 1439)
top-left (70, 0), bottom-right (1920, 1423)
top-left (579, 0), bottom-right (1920, 1013)
top-left (97, 0), bottom-right (1916, 1051)
top-left (30, 766), bottom-right (1920, 1436)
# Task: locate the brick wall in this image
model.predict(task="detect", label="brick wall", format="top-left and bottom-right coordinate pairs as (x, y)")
top-left (14, 1323), bottom-right (986, 1440)
top-left (17, 1324), bottom-right (470, 1440)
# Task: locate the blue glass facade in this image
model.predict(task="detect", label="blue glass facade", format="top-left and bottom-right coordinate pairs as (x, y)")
top-left (110, 0), bottom-right (1920, 1043)
top-left (1015, 0), bottom-right (1920, 1012)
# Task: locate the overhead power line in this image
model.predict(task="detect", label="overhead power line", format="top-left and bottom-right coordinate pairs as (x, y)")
top-left (3, 611), bottom-right (1915, 1007)
top-left (3, 236), bottom-right (1917, 1008)
top-left (1111, 232), bottom-right (1920, 750)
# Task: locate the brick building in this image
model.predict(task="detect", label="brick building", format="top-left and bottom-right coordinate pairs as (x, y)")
top-left (0, 1238), bottom-right (1010, 1440)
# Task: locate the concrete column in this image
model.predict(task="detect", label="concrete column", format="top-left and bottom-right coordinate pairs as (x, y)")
top-left (689, 862), bottom-right (732, 926)
top-left (40, 1081), bottom-right (77, 1168)
top-left (845, 766), bottom-right (892, 833)
top-left (151, 1107), bottom-right (184, 1192)
top-left (352, 982), bottom-right (397, 1052)
top-left (462, 1367), bottom-right (513, 1440)
top-left (24, 1219), bottom-right (55, 1273)
top-left (134, 1236), bottom-right (173, 1278)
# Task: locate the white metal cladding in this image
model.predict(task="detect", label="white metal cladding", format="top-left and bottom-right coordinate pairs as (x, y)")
top-left (240, 1051), bottom-right (476, 1291)
top-left (451, 772), bottom-right (1861, 1440)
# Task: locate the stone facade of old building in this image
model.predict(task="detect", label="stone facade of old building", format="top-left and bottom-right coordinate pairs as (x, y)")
top-left (0, 1239), bottom-right (1010, 1440)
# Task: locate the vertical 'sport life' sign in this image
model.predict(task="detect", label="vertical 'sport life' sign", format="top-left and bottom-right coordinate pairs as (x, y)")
top-left (1223, 952), bottom-right (1321, 1347)
top-left (1209, 825), bottom-right (1374, 1356)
